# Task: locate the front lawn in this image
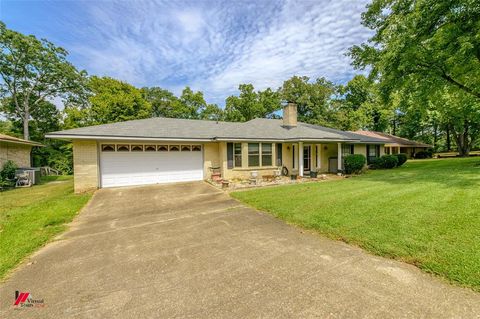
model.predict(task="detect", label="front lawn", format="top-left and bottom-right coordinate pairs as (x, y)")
top-left (0, 176), bottom-right (91, 279)
top-left (232, 158), bottom-right (480, 291)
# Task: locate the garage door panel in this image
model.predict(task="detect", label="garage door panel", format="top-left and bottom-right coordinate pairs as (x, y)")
top-left (100, 151), bottom-right (203, 188)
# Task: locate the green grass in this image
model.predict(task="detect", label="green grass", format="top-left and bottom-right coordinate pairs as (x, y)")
top-left (232, 158), bottom-right (480, 291)
top-left (0, 176), bottom-right (91, 279)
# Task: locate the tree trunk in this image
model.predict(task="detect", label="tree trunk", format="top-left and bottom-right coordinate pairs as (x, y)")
top-left (446, 125), bottom-right (451, 151)
top-left (23, 101), bottom-right (30, 140)
top-left (455, 121), bottom-right (470, 157)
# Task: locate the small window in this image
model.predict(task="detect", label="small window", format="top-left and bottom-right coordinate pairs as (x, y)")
top-left (131, 145), bottom-right (143, 152)
top-left (342, 144), bottom-right (354, 156)
top-left (261, 143), bottom-right (272, 166)
top-left (117, 144), bottom-right (130, 152)
top-left (192, 145), bottom-right (202, 151)
top-left (234, 143), bottom-right (242, 167)
top-left (158, 145), bottom-right (168, 152)
top-left (248, 143), bottom-right (260, 167)
top-left (102, 144), bottom-right (115, 152)
top-left (169, 145), bottom-right (180, 151)
top-left (145, 145), bottom-right (156, 152)
top-left (181, 145), bottom-right (191, 152)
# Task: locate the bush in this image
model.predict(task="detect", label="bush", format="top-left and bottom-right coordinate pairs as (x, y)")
top-left (1, 160), bottom-right (18, 180)
top-left (382, 155), bottom-right (399, 168)
top-left (415, 150), bottom-right (433, 159)
top-left (394, 153), bottom-right (408, 166)
top-left (344, 154), bottom-right (366, 174)
top-left (369, 157), bottom-right (385, 169)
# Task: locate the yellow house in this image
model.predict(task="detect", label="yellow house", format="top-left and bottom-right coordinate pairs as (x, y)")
top-left (0, 134), bottom-right (43, 168)
top-left (47, 103), bottom-right (386, 193)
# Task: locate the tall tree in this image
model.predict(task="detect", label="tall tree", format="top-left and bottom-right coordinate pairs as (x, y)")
top-left (279, 76), bottom-right (336, 125)
top-left (141, 87), bottom-right (178, 118)
top-left (64, 76), bottom-right (151, 128)
top-left (349, 0), bottom-right (480, 155)
top-left (334, 75), bottom-right (391, 131)
top-left (224, 84), bottom-right (281, 122)
top-left (0, 22), bottom-right (87, 140)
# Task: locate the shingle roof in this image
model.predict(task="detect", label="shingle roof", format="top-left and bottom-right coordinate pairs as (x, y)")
top-left (354, 131), bottom-right (431, 147)
top-left (46, 117), bottom-right (385, 143)
top-left (0, 133), bottom-right (43, 146)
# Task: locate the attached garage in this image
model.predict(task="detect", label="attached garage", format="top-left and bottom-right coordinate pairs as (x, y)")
top-left (99, 143), bottom-right (203, 188)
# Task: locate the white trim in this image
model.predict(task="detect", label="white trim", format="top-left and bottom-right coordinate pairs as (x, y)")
top-left (337, 142), bottom-right (342, 172)
top-left (299, 142), bottom-right (304, 177)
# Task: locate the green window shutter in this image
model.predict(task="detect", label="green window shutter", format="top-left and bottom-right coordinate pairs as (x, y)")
top-left (227, 143), bottom-right (234, 169)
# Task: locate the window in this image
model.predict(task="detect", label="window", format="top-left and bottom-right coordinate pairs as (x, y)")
top-left (342, 144), bottom-right (354, 156)
top-left (276, 144), bottom-right (282, 166)
top-left (261, 143), bottom-right (272, 166)
top-left (169, 145), bottom-right (180, 151)
top-left (234, 143), bottom-right (242, 167)
top-left (158, 145), bottom-right (168, 152)
top-left (366, 145), bottom-right (380, 164)
top-left (248, 143), bottom-right (260, 167)
top-left (192, 145), bottom-right (202, 151)
top-left (131, 145), bottom-right (143, 152)
top-left (181, 145), bottom-right (191, 151)
top-left (145, 145), bottom-right (156, 152)
top-left (117, 144), bottom-right (130, 152)
top-left (102, 144), bottom-right (115, 152)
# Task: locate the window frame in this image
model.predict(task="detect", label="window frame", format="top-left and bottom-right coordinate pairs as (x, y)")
top-left (116, 144), bottom-right (130, 152)
top-left (248, 143), bottom-right (260, 167)
top-left (234, 143), bottom-right (242, 168)
top-left (101, 144), bottom-right (115, 152)
top-left (261, 143), bottom-right (273, 166)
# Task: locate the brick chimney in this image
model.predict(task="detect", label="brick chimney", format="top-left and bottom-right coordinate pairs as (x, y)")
top-left (283, 102), bottom-right (297, 127)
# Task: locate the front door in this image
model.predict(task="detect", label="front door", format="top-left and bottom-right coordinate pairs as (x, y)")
top-left (303, 146), bottom-right (311, 172)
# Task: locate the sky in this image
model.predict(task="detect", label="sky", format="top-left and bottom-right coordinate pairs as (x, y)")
top-left (1, 0), bottom-right (372, 106)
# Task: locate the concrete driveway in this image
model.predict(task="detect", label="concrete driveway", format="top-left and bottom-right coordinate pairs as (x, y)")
top-left (1, 182), bottom-right (480, 318)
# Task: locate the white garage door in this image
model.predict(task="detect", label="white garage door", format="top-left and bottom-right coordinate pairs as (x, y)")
top-left (100, 144), bottom-right (203, 188)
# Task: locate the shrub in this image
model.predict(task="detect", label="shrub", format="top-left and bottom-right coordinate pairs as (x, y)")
top-left (344, 154), bottom-right (366, 174)
top-left (382, 155), bottom-right (399, 168)
top-left (415, 150), bottom-right (433, 159)
top-left (369, 157), bottom-right (385, 169)
top-left (394, 153), bottom-right (408, 166)
top-left (1, 160), bottom-right (18, 180)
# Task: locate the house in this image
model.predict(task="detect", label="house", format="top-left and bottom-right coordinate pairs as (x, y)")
top-left (0, 134), bottom-right (43, 168)
top-left (354, 131), bottom-right (431, 159)
top-left (46, 103), bottom-right (386, 193)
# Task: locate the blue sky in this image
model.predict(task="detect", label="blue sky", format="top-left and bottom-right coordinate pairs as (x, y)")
top-left (1, 0), bottom-right (371, 106)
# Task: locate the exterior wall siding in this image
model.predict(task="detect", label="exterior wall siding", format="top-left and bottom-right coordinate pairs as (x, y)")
top-left (203, 142), bottom-right (220, 179)
top-left (0, 142), bottom-right (32, 168)
top-left (73, 140), bottom-right (99, 193)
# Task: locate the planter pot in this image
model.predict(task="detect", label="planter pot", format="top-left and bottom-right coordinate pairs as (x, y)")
top-left (290, 174), bottom-right (297, 180)
top-left (310, 171), bottom-right (318, 178)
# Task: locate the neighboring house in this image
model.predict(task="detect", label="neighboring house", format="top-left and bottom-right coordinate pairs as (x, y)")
top-left (0, 134), bottom-right (43, 168)
top-left (46, 103), bottom-right (385, 193)
top-left (354, 131), bottom-right (431, 159)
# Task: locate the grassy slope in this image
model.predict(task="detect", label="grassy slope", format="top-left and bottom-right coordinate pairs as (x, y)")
top-left (232, 158), bottom-right (480, 290)
top-left (0, 176), bottom-right (91, 279)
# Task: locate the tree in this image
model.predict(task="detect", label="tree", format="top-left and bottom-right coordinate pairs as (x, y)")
top-left (349, 0), bottom-right (480, 155)
top-left (176, 87), bottom-right (206, 119)
top-left (334, 75), bottom-right (391, 131)
top-left (0, 22), bottom-right (87, 140)
top-left (279, 76), bottom-right (336, 125)
top-left (199, 104), bottom-right (224, 121)
top-left (64, 76), bottom-right (151, 128)
top-left (224, 84), bottom-right (281, 122)
top-left (141, 87), bottom-right (178, 118)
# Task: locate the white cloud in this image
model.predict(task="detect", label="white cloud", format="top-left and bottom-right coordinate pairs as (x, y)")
top-left (69, 0), bottom-right (371, 105)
